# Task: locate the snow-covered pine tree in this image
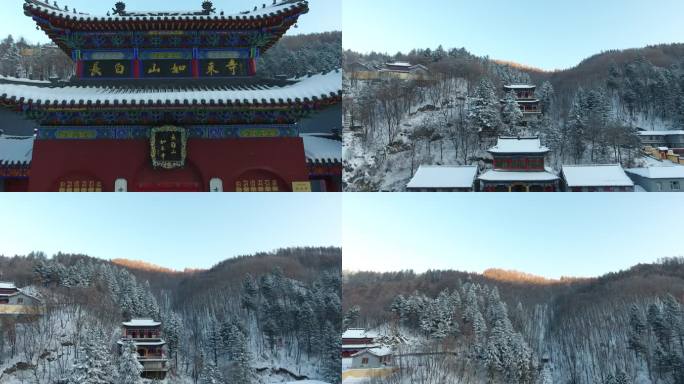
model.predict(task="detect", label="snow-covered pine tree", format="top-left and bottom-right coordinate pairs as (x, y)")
top-left (321, 321), bottom-right (341, 384)
top-left (198, 360), bottom-right (223, 384)
top-left (115, 339), bottom-right (143, 384)
top-left (342, 305), bottom-right (361, 329)
top-left (501, 90), bottom-right (524, 135)
top-left (538, 81), bottom-right (555, 117)
top-left (468, 78), bottom-right (502, 138)
top-left (627, 304), bottom-right (647, 358)
top-left (163, 311), bottom-right (182, 369)
top-left (227, 325), bottom-right (252, 383)
top-left (67, 329), bottom-right (115, 384)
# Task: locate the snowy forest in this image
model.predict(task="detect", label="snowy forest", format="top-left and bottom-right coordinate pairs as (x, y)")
top-left (0, 31), bottom-right (341, 81)
top-left (342, 258), bottom-right (684, 384)
top-left (343, 43), bottom-right (684, 191)
top-left (0, 247), bottom-right (341, 384)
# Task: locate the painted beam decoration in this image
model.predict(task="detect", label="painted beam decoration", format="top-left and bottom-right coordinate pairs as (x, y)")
top-left (150, 126), bottom-right (188, 169)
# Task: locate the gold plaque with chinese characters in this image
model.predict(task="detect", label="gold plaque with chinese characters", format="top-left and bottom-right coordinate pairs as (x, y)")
top-left (150, 126), bottom-right (188, 169)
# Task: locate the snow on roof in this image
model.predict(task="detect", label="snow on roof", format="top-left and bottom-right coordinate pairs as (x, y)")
top-left (406, 165), bottom-right (478, 189)
top-left (342, 343), bottom-right (381, 350)
top-left (301, 134), bottom-right (341, 163)
top-left (24, 0), bottom-right (308, 22)
top-left (479, 169), bottom-right (559, 182)
top-left (489, 136), bottom-right (549, 154)
top-left (638, 130), bottom-right (684, 136)
top-left (117, 340), bottom-right (166, 346)
top-left (0, 282), bottom-right (18, 290)
top-left (0, 70), bottom-right (341, 106)
top-left (626, 166), bottom-right (684, 179)
top-left (352, 346), bottom-right (393, 358)
top-left (561, 164), bottom-right (634, 187)
top-left (0, 135), bottom-right (34, 166)
top-left (343, 328), bottom-right (378, 339)
top-left (386, 62), bottom-right (412, 67)
top-left (123, 319), bottom-right (161, 327)
top-left (504, 84), bottom-right (535, 89)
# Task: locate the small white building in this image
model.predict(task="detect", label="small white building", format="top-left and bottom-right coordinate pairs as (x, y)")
top-left (625, 166), bottom-right (684, 192)
top-left (351, 346), bottom-right (393, 369)
top-left (638, 130), bottom-right (684, 149)
top-left (0, 282), bottom-right (43, 315)
top-left (560, 164), bottom-right (635, 192)
top-left (406, 165), bottom-right (478, 192)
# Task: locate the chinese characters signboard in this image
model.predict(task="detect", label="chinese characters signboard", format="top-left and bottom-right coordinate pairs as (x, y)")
top-left (150, 126), bottom-right (188, 169)
top-left (142, 60), bottom-right (193, 78)
top-left (82, 60), bottom-right (133, 79)
top-left (199, 59), bottom-right (249, 77)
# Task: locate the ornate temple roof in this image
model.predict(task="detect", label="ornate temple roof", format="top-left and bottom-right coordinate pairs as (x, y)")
top-left (488, 136), bottom-right (549, 155)
top-left (0, 135), bottom-right (34, 166)
top-left (504, 84), bottom-right (536, 89)
top-left (0, 70), bottom-right (341, 108)
top-left (24, 0), bottom-right (307, 24)
top-left (478, 169), bottom-right (559, 182)
top-left (123, 318), bottom-right (161, 327)
top-left (301, 134), bottom-right (341, 164)
top-left (23, 0), bottom-right (309, 54)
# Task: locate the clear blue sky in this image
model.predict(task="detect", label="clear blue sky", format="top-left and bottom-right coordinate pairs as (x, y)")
top-left (0, 0), bottom-right (340, 44)
top-left (343, 0), bottom-right (684, 71)
top-left (0, 194), bottom-right (341, 270)
top-left (343, 194), bottom-right (684, 279)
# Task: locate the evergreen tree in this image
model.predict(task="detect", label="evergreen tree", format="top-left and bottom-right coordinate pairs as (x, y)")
top-left (67, 329), bottom-right (115, 384)
top-left (198, 360), bottom-right (223, 384)
top-left (342, 305), bottom-right (361, 329)
top-left (321, 321), bottom-right (341, 384)
top-left (468, 78), bottom-right (502, 137)
top-left (538, 81), bottom-right (555, 116)
top-left (501, 90), bottom-right (523, 134)
top-left (627, 304), bottom-right (647, 357)
top-left (115, 340), bottom-right (143, 384)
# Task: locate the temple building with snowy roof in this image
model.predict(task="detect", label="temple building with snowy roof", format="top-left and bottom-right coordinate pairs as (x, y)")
top-left (501, 84), bottom-right (542, 123)
top-left (479, 136), bottom-right (559, 192)
top-left (118, 318), bottom-right (169, 379)
top-left (0, 0), bottom-right (341, 192)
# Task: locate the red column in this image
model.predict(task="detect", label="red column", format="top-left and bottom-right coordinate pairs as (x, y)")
top-left (133, 59), bottom-right (140, 78)
top-left (76, 60), bottom-right (84, 78)
top-left (192, 59), bottom-right (200, 78)
top-left (249, 58), bottom-right (257, 76)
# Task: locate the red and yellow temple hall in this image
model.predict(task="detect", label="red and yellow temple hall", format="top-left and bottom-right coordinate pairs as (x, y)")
top-left (0, 0), bottom-right (342, 192)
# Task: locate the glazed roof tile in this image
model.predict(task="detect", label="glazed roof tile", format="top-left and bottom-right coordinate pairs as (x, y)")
top-left (0, 70), bottom-right (341, 107)
top-left (24, 0), bottom-right (308, 23)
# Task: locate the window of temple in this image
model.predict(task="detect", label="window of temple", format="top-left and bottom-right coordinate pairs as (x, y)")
top-left (59, 180), bottom-right (103, 192)
top-left (235, 179), bottom-right (281, 192)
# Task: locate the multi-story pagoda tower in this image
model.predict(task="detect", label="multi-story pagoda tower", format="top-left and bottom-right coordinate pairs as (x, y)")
top-left (502, 84), bottom-right (542, 122)
top-left (0, 0), bottom-right (341, 192)
top-left (118, 318), bottom-right (168, 379)
top-left (478, 136), bottom-right (559, 192)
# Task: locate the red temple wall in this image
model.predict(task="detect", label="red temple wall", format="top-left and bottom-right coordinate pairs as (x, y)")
top-left (28, 138), bottom-right (309, 192)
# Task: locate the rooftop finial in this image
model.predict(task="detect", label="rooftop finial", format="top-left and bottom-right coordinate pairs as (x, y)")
top-left (201, 1), bottom-right (215, 14)
top-left (112, 1), bottom-right (126, 16)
